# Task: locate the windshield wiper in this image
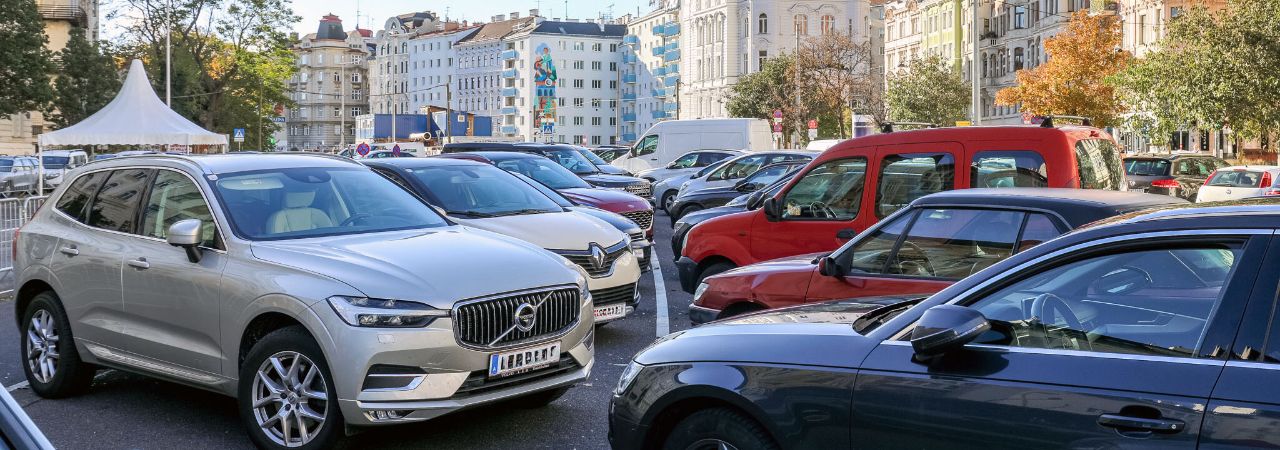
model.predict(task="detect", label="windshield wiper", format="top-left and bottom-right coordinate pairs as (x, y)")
top-left (447, 210), bottom-right (500, 218)
top-left (496, 209), bottom-right (554, 216)
top-left (852, 297), bottom-right (927, 334)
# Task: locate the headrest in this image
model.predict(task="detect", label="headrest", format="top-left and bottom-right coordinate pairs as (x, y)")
top-left (284, 191), bottom-right (316, 208)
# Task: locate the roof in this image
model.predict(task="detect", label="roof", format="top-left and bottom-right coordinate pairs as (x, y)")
top-left (833, 125), bottom-right (1109, 150)
top-left (316, 14), bottom-right (348, 40)
top-left (527, 21), bottom-right (626, 37)
top-left (441, 151), bottom-right (544, 162)
top-left (912, 188), bottom-right (1189, 227)
top-left (455, 17), bottom-right (538, 44)
top-left (1123, 153), bottom-right (1221, 160)
top-left (85, 153), bottom-right (361, 175)
top-left (364, 157), bottom-right (483, 169)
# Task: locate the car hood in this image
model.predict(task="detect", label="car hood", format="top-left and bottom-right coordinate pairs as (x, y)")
top-left (560, 188), bottom-right (650, 212)
top-left (713, 252), bottom-right (826, 278)
top-left (250, 227), bottom-right (580, 308)
top-left (676, 205), bottom-right (748, 229)
top-left (655, 173), bottom-right (696, 192)
top-left (450, 211), bottom-right (626, 251)
top-left (680, 184), bottom-right (739, 200)
top-left (595, 164), bottom-right (632, 176)
top-left (582, 173), bottom-right (644, 187)
top-left (634, 296), bottom-right (923, 367)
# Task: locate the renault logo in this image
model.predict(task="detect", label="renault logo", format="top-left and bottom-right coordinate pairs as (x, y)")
top-left (513, 303), bottom-right (537, 332)
top-left (589, 243), bottom-right (607, 271)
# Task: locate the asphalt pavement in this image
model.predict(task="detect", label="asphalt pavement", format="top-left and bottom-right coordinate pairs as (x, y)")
top-left (1, 213), bottom-right (696, 449)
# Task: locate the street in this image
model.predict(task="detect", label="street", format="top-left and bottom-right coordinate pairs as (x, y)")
top-left (0, 215), bottom-right (690, 450)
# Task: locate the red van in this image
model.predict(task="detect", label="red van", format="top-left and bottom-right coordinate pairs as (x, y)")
top-left (675, 124), bottom-right (1126, 293)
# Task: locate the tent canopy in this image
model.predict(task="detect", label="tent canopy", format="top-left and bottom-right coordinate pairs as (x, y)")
top-left (38, 59), bottom-right (227, 147)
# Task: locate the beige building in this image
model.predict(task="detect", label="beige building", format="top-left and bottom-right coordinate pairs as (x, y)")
top-left (285, 14), bottom-right (374, 152)
top-left (0, 0), bottom-right (100, 155)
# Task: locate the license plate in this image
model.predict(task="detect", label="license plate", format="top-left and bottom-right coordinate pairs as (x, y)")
top-left (488, 341), bottom-right (561, 378)
top-left (594, 303), bottom-right (629, 322)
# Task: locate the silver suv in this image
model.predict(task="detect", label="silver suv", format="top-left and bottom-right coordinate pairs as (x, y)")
top-left (14, 154), bottom-right (595, 449)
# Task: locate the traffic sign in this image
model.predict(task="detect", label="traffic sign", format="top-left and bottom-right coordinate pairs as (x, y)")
top-left (807, 119), bottom-right (818, 130)
top-left (356, 142), bottom-right (371, 156)
top-left (392, 144), bottom-right (401, 156)
top-left (232, 128), bottom-right (246, 142)
top-left (772, 123), bottom-right (783, 133)
top-left (955, 121), bottom-right (972, 127)
top-left (271, 116), bottom-right (286, 123)
top-left (772, 109), bottom-right (783, 124)
top-left (808, 128), bottom-right (818, 139)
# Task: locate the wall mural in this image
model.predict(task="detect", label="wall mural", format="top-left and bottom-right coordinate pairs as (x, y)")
top-left (533, 43), bottom-right (558, 138)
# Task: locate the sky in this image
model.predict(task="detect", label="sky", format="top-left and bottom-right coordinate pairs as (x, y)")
top-left (292, 0), bottom-right (654, 34)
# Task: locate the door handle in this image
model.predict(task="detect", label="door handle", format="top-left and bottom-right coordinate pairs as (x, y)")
top-left (126, 258), bottom-right (150, 270)
top-left (58, 246), bottom-right (78, 256)
top-left (836, 228), bottom-right (857, 240)
top-left (1097, 413), bottom-right (1186, 434)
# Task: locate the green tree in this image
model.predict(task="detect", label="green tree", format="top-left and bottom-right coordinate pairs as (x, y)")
top-left (885, 54), bottom-right (970, 127)
top-left (725, 54), bottom-right (799, 146)
top-left (47, 28), bottom-right (121, 128)
top-left (0, 0), bottom-right (55, 116)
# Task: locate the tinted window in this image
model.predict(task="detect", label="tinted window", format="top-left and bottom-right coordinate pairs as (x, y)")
top-left (87, 169), bottom-right (151, 232)
top-left (1206, 170), bottom-right (1267, 187)
top-left (403, 164), bottom-right (562, 216)
top-left (696, 152), bottom-right (732, 166)
top-left (972, 151), bottom-right (1048, 188)
top-left (876, 153), bottom-right (955, 218)
top-left (55, 171), bottom-right (106, 222)
top-left (1074, 139), bottom-right (1123, 190)
top-left (494, 158), bottom-right (593, 189)
top-left (633, 135), bottom-right (657, 157)
top-left (1017, 213), bottom-right (1061, 253)
top-left (0, 160), bottom-right (14, 172)
top-left (577, 148), bottom-right (609, 165)
top-left (1124, 158), bottom-right (1170, 177)
top-left (709, 155), bottom-right (767, 181)
top-left (781, 158), bottom-right (867, 220)
top-left (141, 170), bottom-right (217, 247)
top-left (540, 149), bottom-right (600, 174)
top-left (848, 210), bottom-right (913, 274)
top-left (669, 153), bottom-right (700, 169)
top-left (968, 245), bottom-right (1241, 358)
top-left (901, 209), bottom-right (1024, 278)
top-left (743, 163), bottom-right (799, 188)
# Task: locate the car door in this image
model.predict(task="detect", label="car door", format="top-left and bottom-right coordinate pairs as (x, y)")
top-left (852, 233), bottom-right (1268, 449)
top-left (872, 143), bottom-right (963, 220)
top-left (748, 157), bottom-right (869, 261)
top-left (119, 169), bottom-right (229, 374)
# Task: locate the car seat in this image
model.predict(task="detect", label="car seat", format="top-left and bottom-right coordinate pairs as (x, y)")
top-left (266, 190), bottom-right (334, 234)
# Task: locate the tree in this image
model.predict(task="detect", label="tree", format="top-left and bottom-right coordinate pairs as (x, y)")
top-left (995, 10), bottom-right (1130, 127)
top-left (0, 0), bottom-right (55, 116)
top-left (885, 54), bottom-right (970, 126)
top-left (47, 28), bottom-right (121, 128)
top-left (793, 32), bottom-right (882, 139)
top-left (725, 54), bottom-right (798, 146)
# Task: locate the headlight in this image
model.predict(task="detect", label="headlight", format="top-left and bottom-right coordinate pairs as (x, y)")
top-left (680, 227), bottom-right (692, 252)
top-left (693, 282), bottom-right (710, 302)
top-left (326, 295), bottom-right (448, 327)
top-left (614, 360), bottom-right (645, 395)
top-left (579, 281), bottom-right (592, 307)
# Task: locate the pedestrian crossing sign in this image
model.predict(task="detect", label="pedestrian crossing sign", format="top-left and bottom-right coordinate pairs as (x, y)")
top-left (233, 128), bottom-right (246, 142)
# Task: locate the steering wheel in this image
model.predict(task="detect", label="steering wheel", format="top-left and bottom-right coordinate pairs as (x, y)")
top-left (1030, 292), bottom-right (1086, 332)
top-left (809, 201), bottom-right (836, 219)
top-left (339, 213), bottom-right (372, 227)
top-left (894, 241), bottom-right (935, 276)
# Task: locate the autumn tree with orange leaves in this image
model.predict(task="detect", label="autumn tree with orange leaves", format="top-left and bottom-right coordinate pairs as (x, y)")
top-left (995, 10), bottom-right (1130, 127)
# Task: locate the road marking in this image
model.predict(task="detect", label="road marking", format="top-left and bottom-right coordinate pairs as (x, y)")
top-left (651, 256), bottom-right (670, 337)
top-left (5, 381), bottom-right (27, 392)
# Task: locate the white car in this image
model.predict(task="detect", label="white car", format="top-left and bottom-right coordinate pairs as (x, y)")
top-left (39, 149), bottom-right (89, 190)
top-left (614, 118), bottom-right (773, 173)
top-left (639, 150), bottom-right (741, 206)
top-left (1196, 165), bottom-right (1280, 202)
top-left (674, 151), bottom-right (816, 202)
top-left (365, 158), bottom-right (643, 323)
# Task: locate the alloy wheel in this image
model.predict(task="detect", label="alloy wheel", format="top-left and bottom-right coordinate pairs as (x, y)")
top-left (663, 193), bottom-right (675, 212)
top-left (25, 309), bottom-right (59, 384)
top-left (685, 439), bottom-right (740, 450)
top-left (252, 351), bottom-right (328, 447)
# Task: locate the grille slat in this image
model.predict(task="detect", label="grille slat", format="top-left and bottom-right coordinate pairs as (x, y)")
top-left (621, 210), bottom-right (654, 230)
top-left (624, 183), bottom-right (653, 198)
top-left (591, 282), bottom-right (637, 306)
top-left (454, 287), bottom-right (581, 349)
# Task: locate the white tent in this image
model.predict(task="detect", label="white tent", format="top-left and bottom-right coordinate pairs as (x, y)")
top-left (37, 59), bottom-right (227, 147)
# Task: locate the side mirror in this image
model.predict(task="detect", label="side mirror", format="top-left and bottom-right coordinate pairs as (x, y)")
top-left (817, 256), bottom-right (842, 277)
top-left (735, 181), bottom-right (761, 192)
top-left (746, 191), bottom-right (767, 210)
top-left (910, 305), bottom-right (990, 362)
top-left (762, 198), bottom-right (781, 222)
top-left (167, 219), bottom-right (204, 263)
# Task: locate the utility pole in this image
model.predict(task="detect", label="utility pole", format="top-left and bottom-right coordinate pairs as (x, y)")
top-left (340, 59), bottom-right (346, 149)
top-left (445, 74), bottom-right (452, 144)
top-left (971, 0), bottom-right (982, 125)
top-left (165, 0), bottom-right (172, 106)
top-left (257, 84), bottom-right (263, 150)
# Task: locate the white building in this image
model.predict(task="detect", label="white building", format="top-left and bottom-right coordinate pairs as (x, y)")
top-left (882, 0), bottom-right (923, 77)
top-left (623, 1), bottom-right (680, 143)
top-left (455, 15), bottom-right (540, 132)
top-left (370, 11), bottom-right (442, 115)
top-left (285, 15), bottom-right (374, 152)
top-left (407, 26), bottom-right (479, 114)
top-left (498, 18), bottom-right (627, 144)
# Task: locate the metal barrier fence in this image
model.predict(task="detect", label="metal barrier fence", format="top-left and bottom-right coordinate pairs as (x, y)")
top-left (0, 196), bottom-right (48, 296)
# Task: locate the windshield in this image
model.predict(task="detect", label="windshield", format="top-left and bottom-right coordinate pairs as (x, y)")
top-left (511, 172), bottom-right (575, 207)
top-left (494, 157), bottom-right (593, 190)
top-left (694, 160), bottom-right (729, 178)
top-left (541, 148), bottom-right (601, 175)
top-left (1124, 159), bottom-right (1171, 177)
top-left (576, 148), bottom-right (609, 165)
top-left (0, 160), bottom-right (14, 172)
top-left (213, 167), bottom-right (448, 240)
top-left (403, 164), bottom-right (563, 217)
top-left (42, 156), bottom-right (70, 169)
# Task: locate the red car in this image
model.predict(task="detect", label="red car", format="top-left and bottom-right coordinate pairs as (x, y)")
top-left (688, 188), bottom-right (1185, 324)
top-left (677, 123), bottom-right (1129, 293)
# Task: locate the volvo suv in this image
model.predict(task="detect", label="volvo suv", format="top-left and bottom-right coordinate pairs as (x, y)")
top-left (14, 154), bottom-right (595, 449)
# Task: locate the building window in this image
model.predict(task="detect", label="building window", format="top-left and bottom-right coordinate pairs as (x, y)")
top-left (758, 50), bottom-right (767, 69)
top-left (1014, 6), bottom-right (1026, 29)
top-left (820, 15), bottom-right (835, 35)
top-left (794, 15), bottom-right (808, 35)
top-left (1013, 47), bottom-right (1024, 71)
top-left (592, 117), bottom-right (602, 126)
top-left (758, 14), bottom-right (768, 34)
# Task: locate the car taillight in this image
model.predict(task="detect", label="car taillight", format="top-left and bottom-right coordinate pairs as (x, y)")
top-left (1261, 171), bottom-right (1273, 188)
top-left (1265, 189), bottom-right (1280, 196)
top-left (1150, 179), bottom-right (1179, 189)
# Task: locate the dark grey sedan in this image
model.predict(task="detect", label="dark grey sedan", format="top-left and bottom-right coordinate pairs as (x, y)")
top-left (612, 199), bottom-right (1280, 450)
top-left (1124, 154), bottom-right (1228, 201)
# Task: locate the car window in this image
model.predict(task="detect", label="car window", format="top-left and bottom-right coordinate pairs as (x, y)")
top-left (1017, 213), bottom-right (1061, 253)
top-left (781, 158), bottom-right (867, 220)
top-left (87, 169), bottom-right (151, 233)
top-left (141, 170), bottom-right (218, 247)
top-left (1124, 159), bottom-right (1170, 177)
top-left (743, 164), bottom-right (797, 187)
top-left (633, 135), bottom-right (657, 157)
top-left (1191, 159), bottom-right (1216, 177)
top-left (403, 164), bottom-right (562, 216)
top-left (972, 151), bottom-right (1048, 188)
top-left (577, 148), bottom-right (609, 165)
top-left (1173, 160), bottom-right (1194, 176)
top-left (495, 158), bottom-right (593, 189)
top-left (55, 171), bottom-right (107, 223)
top-left (876, 153), bottom-right (955, 218)
top-left (711, 155), bottom-right (768, 181)
top-left (669, 153), bottom-right (700, 169)
top-left (543, 149), bottom-right (600, 175)
top-left (965, 245), bottom-right (1242, 358)
top-left (1206, 170), bottom-right (1266, 187)
top-left (1074, 139), bottom-right (1123, 190)
top-left (897, 209), bottom-right (1025, 278)
top-left (696, 152), bottom-right (731, 167)
top-left (694, 160), bottom-right (727, 178)
top-left (848, 210), bottom-right (913, 274)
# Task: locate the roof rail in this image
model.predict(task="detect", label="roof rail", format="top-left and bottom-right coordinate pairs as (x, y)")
top-left (879, 122), bottom-right (936, 133)
top-left (1039, 115), bottom-right (1092, 128)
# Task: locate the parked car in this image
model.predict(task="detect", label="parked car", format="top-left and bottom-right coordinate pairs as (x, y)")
top-left (592, 146), bottom-right (628, 163)
top-left (1123, 153), bottom-right (1228, 200)
top-left (613, 118), bottom-right (773, 173)
top-left (441, 142), bottom-right (653, 198)
top-left (507, 171), bottom-right (653, 271)
top-left (674, 150), bottom-right (815, 202)
top-left (806, 139), bottom-right (843, 151)
top-left (39, 149), bottom-right (89, 190)
top-left (671, 171), bottom-right (798, 257)
top-left (440, 151), bottom-right (655, 241)
top-left (0, 156), bottom-right (41, 196)
top-left (363, 157), bottom-right (642, 323)
top-left (16, 153), bottom-right (595, 449)
top-left (653, 159), bottom-right (732, 216)
top-left (634, 149), bottom-right (741, 184)
top-left (1196, 165), bottom-right (1280, 202)
top-left (669, 160), bottom-right (809, 220)
top-left (571, 145), bottom-right (631, 175)
top-left (613, 199), bottom-right (1280, 450)
top-left (362, 149), bottom-right (416, 159)
top-left (689, 188), bottom-right (1187, 323)
top-left (0, 386), bottom-right (53, 449)
top-left (677, 124), bottom-right (1127, 292)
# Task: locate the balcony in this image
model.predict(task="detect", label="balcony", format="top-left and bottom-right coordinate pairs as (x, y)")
top-left (500, 125), bottom-right (520, 135)
top-left (663, 50), bottom-right (680, 62)
top-left (665, 41), bottom-right (680, 51)
top-left (651, 110), bottom-right (668, 119)
top-left (500, 49), bottom-right (519, 60)
top-left (623, 35), bottom-right (639, 45)
top-left (666, 63), bottom-right (679, 73)
top-left (622, 133), bottom-right (637, 142)
top-left (622, 92), bottom-right (637, 101)
top-left (622, 112), bottom-right (637, 122)
top-left (652, 24), bottom-right (667, 35)
top-left (653, 67), bottom-right (666, 77)
top-left (623, 53), bottom-right (637, 64)
top-left (652, 87), bottom-right (666, 97)
top-left (36, 0), bottom-right (90, 25)
top-left (663, 102), bottom-right (678, 112)
top-left (501, 69), bottom-right (517, 78)
top-left (623, 73), bottom-right (637, 84)
top-left (652, 46), bottom-right (666, 57)
top-left (660, 22), bottom-right (680, 36)
top-left (664, 74), bottom-right (680, 87)
top-left (500, 87), bottom-right (518, 97)
top-left (499, 106), bottom-right (519, 115)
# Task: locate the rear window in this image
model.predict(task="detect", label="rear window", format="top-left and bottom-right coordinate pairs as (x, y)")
top-left (1074, 139), bottom-right (1123, 190)
top-left (1124, 159), bottom-right (1171, 177)
top-left (1206, 170), bottom-right (1267, 187)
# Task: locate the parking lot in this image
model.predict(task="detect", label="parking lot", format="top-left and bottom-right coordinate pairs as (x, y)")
top-left (0, 213), bottom-right (688, 450)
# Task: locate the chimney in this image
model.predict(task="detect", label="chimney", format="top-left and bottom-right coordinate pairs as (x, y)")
top-left (462, 20), bottom-right (469, 27)
top-left (530, 9), bottom-right (540, 17)
top-left (496, 14), bottom-right (506, 21)
top-left (510, 11), bottom-right (520, 19)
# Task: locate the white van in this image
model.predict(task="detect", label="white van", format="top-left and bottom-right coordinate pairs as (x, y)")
top-left (615, 119), bottom-right (773, 173)
top-left (40, 149), bottom-right (89, 190)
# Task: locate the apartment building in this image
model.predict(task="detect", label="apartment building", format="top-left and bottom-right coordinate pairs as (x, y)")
top-left (455, 15), bottom-right (540, 130)
top-left (284, 14), bottom-right (374, 152)
top-left (623, 0), bottom-right (680, 143)
top-left (369, 11), bottom-right (440, 115)
top-left (406, 26), bottom-right (479, 114)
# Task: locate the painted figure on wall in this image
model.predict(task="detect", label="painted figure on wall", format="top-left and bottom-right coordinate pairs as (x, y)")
top-left (533, 43), bottom-right (557, 137)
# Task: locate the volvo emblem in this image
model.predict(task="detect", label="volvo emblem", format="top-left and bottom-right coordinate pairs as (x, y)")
top-left (589, 243), bottom-right (607, 271)
top-left (513, 303), bottom-right (537, 332)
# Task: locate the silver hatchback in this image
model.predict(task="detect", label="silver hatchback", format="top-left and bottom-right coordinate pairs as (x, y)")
top-left (14, 154), bottom-right (595, 449)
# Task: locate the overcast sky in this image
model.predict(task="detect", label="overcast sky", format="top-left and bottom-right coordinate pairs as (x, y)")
top-left (292, 0), bottom-right (654, 34)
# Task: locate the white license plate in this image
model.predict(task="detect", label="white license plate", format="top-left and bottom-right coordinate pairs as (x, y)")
top-left (594, 303), bottom-right (629, 322)
top-left (488, 341), bottom-right (561, 378)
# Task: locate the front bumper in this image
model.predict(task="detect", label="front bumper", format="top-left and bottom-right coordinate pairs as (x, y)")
top-left (608, 404), bottom-right (649, 450)
top-left (676, 256), bottom-right (699, 294)
top-left (670, 223), bottom-right (691, 258)
top-left (688, 304), bottom-right (720, 325)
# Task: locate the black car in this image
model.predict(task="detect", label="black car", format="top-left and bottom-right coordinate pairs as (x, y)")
top-left (1123, 153), bottom-right (1229, 201)
top-left (670, 171), bottom-right (797, 257)
top-left (441, 142), bottom-right (652, 197)
top-left (612, 198), bottom-right (1280, 450)
top-left (573, 145), bottom-right (631, 175)
top-left (668, 161), bottom-right (807, 220)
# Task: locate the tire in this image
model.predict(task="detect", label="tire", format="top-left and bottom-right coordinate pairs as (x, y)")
top-left (510, 386), bottom-right (570, 409)
top-left (661, 191), bottom-right (678, 216)
top-left (21, 291), bottom-right (96, 398)
top-left (697, 262), bottom-right (736, 285)
top-left (718, 303), bottom-right (765, 320)
top-left (239, 326), bottom-right (342, 450)
top-left (675, 204), bottom-right (703, 221)
top-left (663, 407), bottom-right (779, 450)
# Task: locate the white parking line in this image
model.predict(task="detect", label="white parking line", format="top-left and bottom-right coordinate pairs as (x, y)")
top-left (651, 256), bottom-right (670, 337)
top-left (5, 381), bottom-right (28, 392)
